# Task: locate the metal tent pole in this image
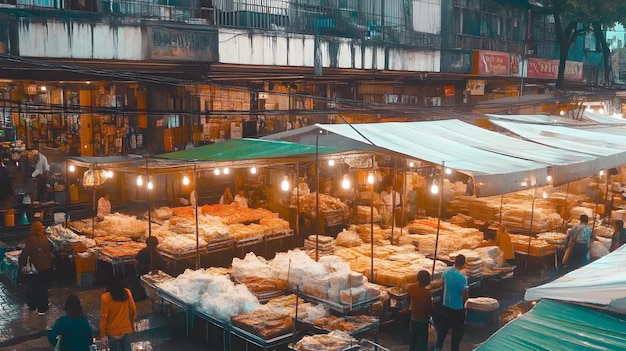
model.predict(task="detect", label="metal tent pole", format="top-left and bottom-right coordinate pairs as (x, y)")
top-left (431, 161), bottom-right (445, 277)
top-left (370, 154), bottom-right (375, 283)
top-left (194, 163), bottom-right (200, 269)
top-left (315, 134), bottom-right (320, 262)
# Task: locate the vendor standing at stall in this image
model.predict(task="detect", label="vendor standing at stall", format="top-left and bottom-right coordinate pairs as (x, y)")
top-left (97, 192), bottom-right (111, 219)
top-left (219, 188), bottom-right (233, 205)
top-left (233, 189), bottom-right (248, 208)
top-left (31, 150), bottom-right (50, 202)
top-left (381, 183), bottom-right (400, 227)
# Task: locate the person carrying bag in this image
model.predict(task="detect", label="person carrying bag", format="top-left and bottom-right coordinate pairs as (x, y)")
top-left (100, 278), bottom-right (137, 351)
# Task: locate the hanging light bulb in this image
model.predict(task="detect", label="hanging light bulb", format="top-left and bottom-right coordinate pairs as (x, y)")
top-left (328, 159), bottom-right (335, 167)
top-left (599, 108), bottom-right (605, 114)
top-left (542, 191), bottom-right (548, 199)
top-left (223, 167), bottom-right (230, 175)
top-left (546, 175), bottom-right (553, 182)
top-left (341, 175), bottom-right (351, 189)
top-left (430, 183), bottom-right (439, 195)
top-left (367, 173), bottom-right (375, 185)
top-left (599, 170), bottom-right (606, 176)
top-left (559, 110), bottom-right (565, 116)
top-left (182, 175), bottom-right (190, 186)
top-left (106, 170), bottom-right (114, 179)
top-left (520, 181), bottom-right (528, 187)
top-left (40, 86), bottom-right (47, 92)
top-left (445, 168), bottom-right (452, 175)
top-left (147, 181), bottom-right (154, 190)
top-left (68, 164), bottom-right (76, 172)
top-left (214, 168), bottom-right (220, 176)
top-left (136, 175), bottom-right (143, 186)
top-left (250, 166), bottom-right (257, 174)
top-left (281, 176), bottom-right (290, 192)
top-left (409, 161), bottom-right (415, 168)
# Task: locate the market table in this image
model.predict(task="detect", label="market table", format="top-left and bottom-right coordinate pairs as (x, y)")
top-left (194, 308), bottom-right (230, 351)
top-left (98, 252), bottom-right (136, 277)
top-left (156, 289), bottom-right (193, 340)
top-left (228, 323), bottom-right (297, 351)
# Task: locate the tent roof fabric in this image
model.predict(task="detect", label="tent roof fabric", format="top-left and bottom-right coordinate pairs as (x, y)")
top-left (266, 121), bottom-right (551, 197)
top-left (475, 299), bottom-right (626, 351)
top-left (489, 120), bottom-right (626, 172)
top-left (157, 139), bottom-right (335, 162)
top-left (524, 245), bottom-right (626, 313)
top-left (485, 114), bottom-right (590, 126)
top-left (407, 119), bottom-right (600, 186)
top-left (583, 111), bottom-right (626, 125)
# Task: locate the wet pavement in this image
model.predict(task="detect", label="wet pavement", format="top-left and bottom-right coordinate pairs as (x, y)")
top-left (0, 258), bottom-right (564, 351)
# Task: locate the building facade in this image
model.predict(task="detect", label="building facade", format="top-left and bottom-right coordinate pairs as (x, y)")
top-left (0, 0), bottom-right (607, 155)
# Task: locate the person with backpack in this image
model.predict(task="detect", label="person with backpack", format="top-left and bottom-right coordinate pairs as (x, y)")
top-left (19, 211), bottom-right (53, 315)
top-left (48, 295), bottom-right (94, 351)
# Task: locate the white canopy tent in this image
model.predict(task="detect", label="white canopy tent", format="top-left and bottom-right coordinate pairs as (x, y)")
top-left (525, 245), bottom-right (626, 314)
top-left (489, 120), bottom-right (626, 172)
top-left (486, 114), bottom-right (590, 126)
top-left (264, 122), bottom-right (550, 197)
top-left (582, 111), bottom-right (626, 125)
top-left (409, 120), bottom-right (601, 186)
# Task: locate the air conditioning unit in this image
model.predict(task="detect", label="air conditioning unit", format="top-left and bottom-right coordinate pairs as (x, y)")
top-left (385, 94), bottom-right (399, 103)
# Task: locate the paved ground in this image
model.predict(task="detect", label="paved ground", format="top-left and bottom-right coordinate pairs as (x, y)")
top-left (0, 257), bottom-right (563, 351)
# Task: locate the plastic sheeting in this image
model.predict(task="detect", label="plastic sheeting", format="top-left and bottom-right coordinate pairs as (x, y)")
top-left (489, 120), bottom-right (626, 172)
top-left (583, 111), bottom-right (626, 125)
top-left (486, 113), bottom-right (590, 126)
top-left (475, 299), bottom-right (626, 351)
top-left (524, 245), bottom-right (626, 313)
top-left (408, 120), bottom-right (600, 186)
top-left (264, 122), bottom-right (549, 197)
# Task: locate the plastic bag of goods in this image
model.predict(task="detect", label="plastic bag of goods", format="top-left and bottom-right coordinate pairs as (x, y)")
top-left (335, 229), bottom-right (363, 248)
top-left (590, 241), bottom-right (609, 259)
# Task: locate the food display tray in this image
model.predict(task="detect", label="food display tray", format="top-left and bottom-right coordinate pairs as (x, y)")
top-left (294, 291), bottom-right (380, 314)
top-left (235, 236), bottom-right (264, 247)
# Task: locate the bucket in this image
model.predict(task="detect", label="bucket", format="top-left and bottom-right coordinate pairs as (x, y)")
top-left (54, 212), bottom-right (66, 224)
top-left (4, 210), bottom-right (14, 227)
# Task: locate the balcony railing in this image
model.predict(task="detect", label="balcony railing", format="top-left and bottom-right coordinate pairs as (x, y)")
top-left (6, 0), bottom-right (440, 48)
top-left (455, 33), bottom-right (525, 54)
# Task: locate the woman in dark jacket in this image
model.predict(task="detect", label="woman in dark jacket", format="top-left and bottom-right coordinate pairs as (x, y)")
top-left (48, 295), bottom-right (94, 351)
top-left (18, 212), bottom-right (53, 314)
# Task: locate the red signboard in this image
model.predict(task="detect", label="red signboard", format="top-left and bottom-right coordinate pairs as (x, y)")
top-left (444, 85), bottom-right (455, 97)
top-left (527, 58), bottom-right (584, 81)
top-left (473, 50), bottom-right (510, 76)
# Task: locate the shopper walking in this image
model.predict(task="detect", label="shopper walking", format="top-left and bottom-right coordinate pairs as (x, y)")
top-left (100, 278), bottom-right (137, 351)
top-left (19, 212), bottom-right (53, 315)
top-left (407, 270), bottom-right (434, 351)
top-left (48, 295), bottom-right (94, 351)
top-left (566, 214), bottom-right (593, 269)
top-left (610, 219), bottom-right (626, 252)
top-left (434, 255), bottom-right (468, 351)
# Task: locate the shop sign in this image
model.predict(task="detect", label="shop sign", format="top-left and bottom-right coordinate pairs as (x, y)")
top-left (467, 80), bottom-right (485, 96)
top-left (527, 58), bottom-right (584, 81)
top-left (150, 27), bottom-right (217, 62)
top-left (444, 85), bottom-right (455, 97)
top-left (473, 50), bottom-right (510, 76)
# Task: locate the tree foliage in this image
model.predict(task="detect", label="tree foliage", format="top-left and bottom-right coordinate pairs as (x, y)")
top-left (500, 0), bottom-right (626, 87)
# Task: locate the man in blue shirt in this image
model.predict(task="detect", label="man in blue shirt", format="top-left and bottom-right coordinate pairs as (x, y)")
top-left (434, 255), bottom-right (468, 351)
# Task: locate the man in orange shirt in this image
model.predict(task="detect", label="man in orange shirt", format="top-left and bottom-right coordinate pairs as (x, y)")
top-left (407, 270), bottom-right (435, 351)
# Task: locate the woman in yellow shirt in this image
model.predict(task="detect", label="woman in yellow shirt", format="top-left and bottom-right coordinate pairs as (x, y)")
top-left (100, 278), bottom-right (137, 351)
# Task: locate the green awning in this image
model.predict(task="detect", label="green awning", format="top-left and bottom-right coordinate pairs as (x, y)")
top-left (476, 300), bottom-right (626, 351)
top-left (157, 139), bottom-right (335, 162)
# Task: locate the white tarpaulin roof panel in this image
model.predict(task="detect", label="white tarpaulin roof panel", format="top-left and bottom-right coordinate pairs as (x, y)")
top-left (583, 111), bottom-right (626, 125)
top-left (408, 120), bottom-right (601, 185)
top-left (525, 245), bottom-right (626, 313)
top-left (264, 122), bottom-right (549, 197)
top-left (486, 114), bottom-right (590, 126)
top-left (490, 120), bottom-right (626, 171)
